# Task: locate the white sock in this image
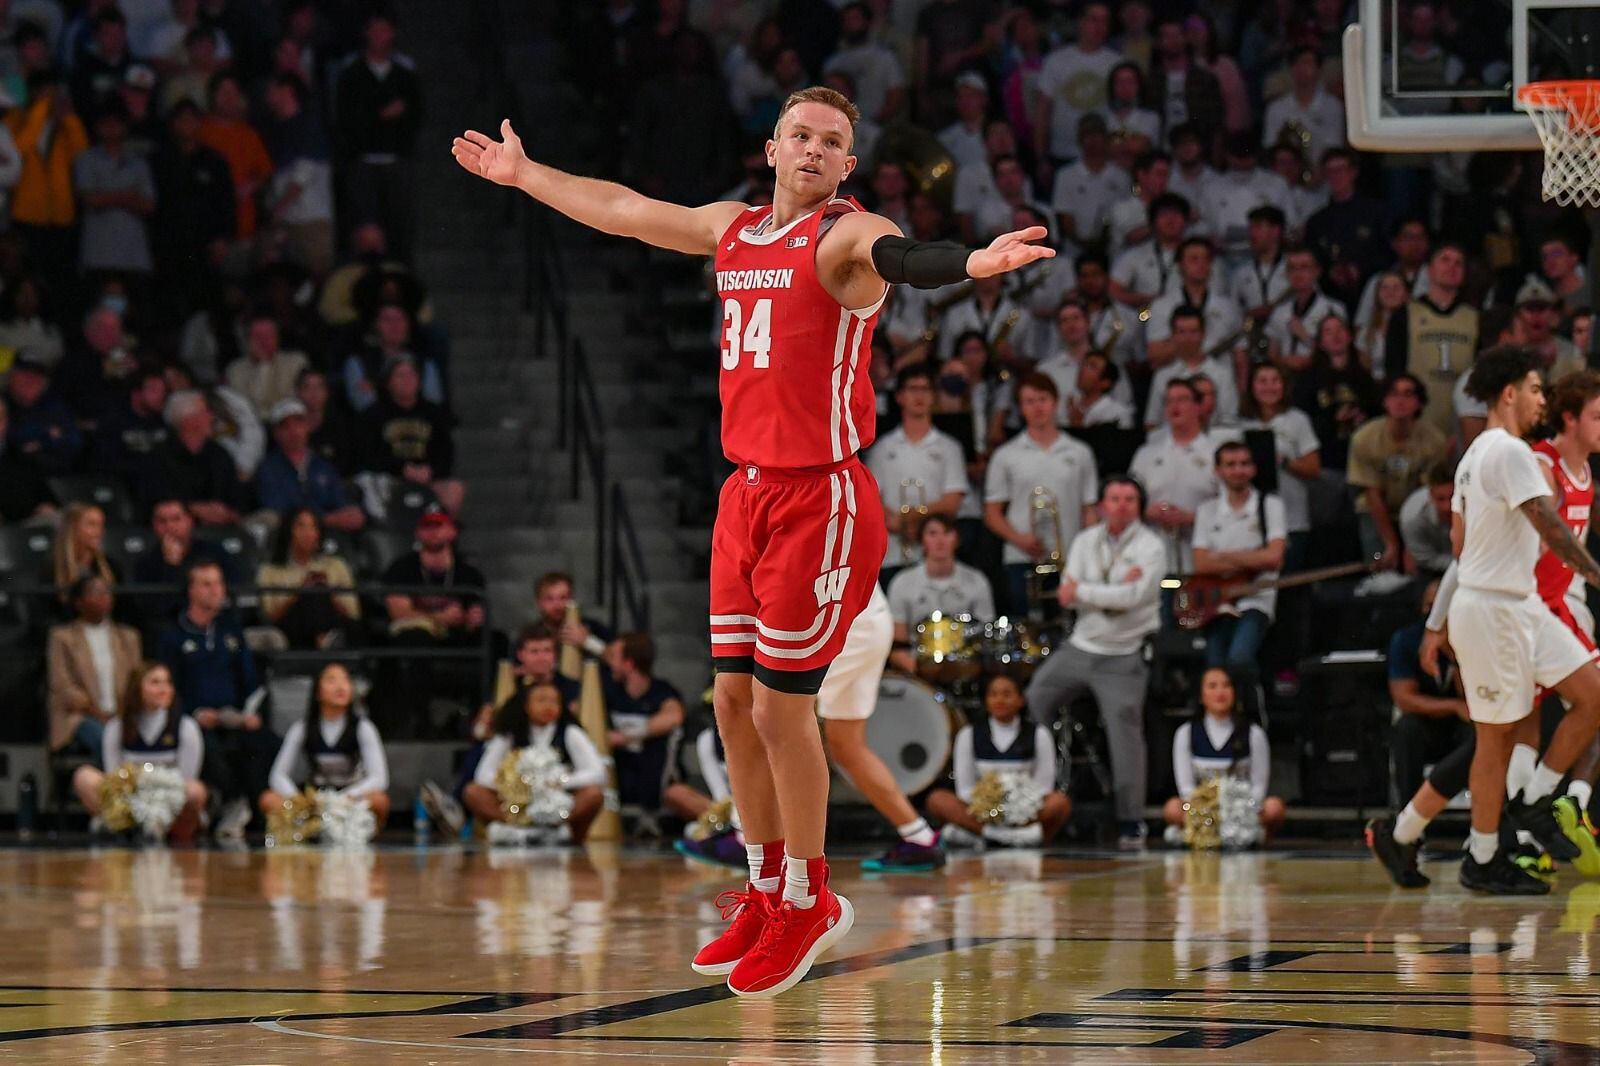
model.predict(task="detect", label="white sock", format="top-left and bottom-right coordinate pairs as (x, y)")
top-left (1392, 802), bottom-right (1429, 845)
top-left (782, 854), bottom-right (817, 909)
top-left (1506, 744), bottom-right (1539, 799)
top-left (897, 817), bottom-right (937, 847)
top-left (1524, 763), bottom-right (1565, 803)
top-left (1516, 829), bottom-right (1535, 847)
top-left (1568, 779), bottom-right (1593, 812)
top-left (1468, 829), bottom-right (1499, 865)
top-left (747, 841), bottom-right (781, 895)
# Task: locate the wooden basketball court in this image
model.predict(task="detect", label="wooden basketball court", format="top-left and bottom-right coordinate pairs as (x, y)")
top-left (2, 844), bottom-right (1597, 1062)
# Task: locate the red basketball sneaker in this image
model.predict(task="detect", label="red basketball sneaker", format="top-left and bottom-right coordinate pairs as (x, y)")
top-left (726, 879), bottom-right (854, 999)
top-left (691, 885), bottom-right (776, 976)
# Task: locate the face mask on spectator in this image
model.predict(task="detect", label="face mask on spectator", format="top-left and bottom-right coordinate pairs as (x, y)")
top-left (938, 373), bottom-right (969, 398)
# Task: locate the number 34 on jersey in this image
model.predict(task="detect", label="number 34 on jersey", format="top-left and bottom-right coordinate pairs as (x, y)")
top-left (721, 296), bottom-right (773, 370)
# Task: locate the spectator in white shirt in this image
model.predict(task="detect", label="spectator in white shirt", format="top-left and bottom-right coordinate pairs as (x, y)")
top-left (926, 674), bottom-right (1070, 847)
top-left (1263, 247), bottom-right (1344, 373)
top-left (1109, 190), bottom-right (1190, 311)
top-left (984, 372), bottom-right (1100, 615)
top-left (1066, 351), bottom-right (1135, 429)
top-left (1032, 0), bottom-right (1119, 170)
top-left (1191, 441), bottom-right (1287, 673)
top-left (1399, 461), bottom-right (1455, 576)
top-left (938, 72), bottom-right (991, 170)
top-left (1166, 122), bottom-right (1219, 212)
top-left (1131, 378), bottom-right (1220, 570)
top-left (1261, 45), bottom-right (1346, 170)
top-left (886, 514), bottom-right (997, 674)
top-left (1200, 133), bottom-right (1293, 269)
top-left (953, 119), bottom-right (1034, 244)
top-left (1267, 142), bottom-right (1330, 238)
top-left (1074, 250), bottom-right (1144, 369)
top-left (969, 154), bottom-right (1051, 244)
top-left (821, 2), bottom-right (904, 123)
top-left (1144, 301), bottom-right (1240, 428)
top-left (261, 661), bottom-right (391, 826)
top-left (1105, 148), bottom-right (1171, 259)
top-left (1144, 238), bottom-right (1242, 373)
top-left (465, 678), bottom-right (607, 843)
top-left (1231, 205), bottom-right (1289, 352)
top-left (1049, 113), bottom-right (1128, 253)
top-left (936, 273), bottom-right (1025, 369)
top-left (1238, 362), bottom-right (1321, 568)
top-left (1098, 61), bottom-right (1161, 156)
top-left (867, 364), bottom-right (969, 576)
top-left (1035, 298), bottom-right (1135, 418)
top-left (1024, 475), bottom-right (1166, 844)
top-left (1163, 666), bottom-right (1286, 839)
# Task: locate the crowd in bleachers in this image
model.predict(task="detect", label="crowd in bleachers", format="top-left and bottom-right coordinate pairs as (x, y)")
top-left (565, 0), bottom-right (1600, 839)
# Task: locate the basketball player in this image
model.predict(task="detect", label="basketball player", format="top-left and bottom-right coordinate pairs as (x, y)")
top-left (1370, 370), bottom-right (1600, 888)
top-left (1427, 348), bottom-right (1600, 893)
top-left (816, 583), bottom-right (947, 872)
top-left (454, 87), bottom-right (1051, 998)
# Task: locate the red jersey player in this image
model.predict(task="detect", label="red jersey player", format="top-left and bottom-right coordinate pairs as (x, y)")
top-left (454, 87), bottom-right (1052, 995)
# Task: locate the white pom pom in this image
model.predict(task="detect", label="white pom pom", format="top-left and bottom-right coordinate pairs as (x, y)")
top-left (128, 764), bottom-right (187, 840)
top-left (317, 790), bottom-right (377, 848)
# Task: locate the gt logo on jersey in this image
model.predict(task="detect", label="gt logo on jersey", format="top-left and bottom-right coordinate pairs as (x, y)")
top-left (814, 566), bottom-right (851, 607)
top-left (786, 235), bottom-right (809, 249)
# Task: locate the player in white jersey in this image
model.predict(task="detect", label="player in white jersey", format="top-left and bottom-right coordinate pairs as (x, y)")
top-left (814, 583), bottom-right (947, 871)
top-left (1445, 346), bottom-right (1600, 893)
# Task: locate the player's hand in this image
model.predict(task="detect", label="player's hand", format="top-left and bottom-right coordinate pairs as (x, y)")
top-left (1419, 626), bottom-right (1448, 683)
top-left (967, 227), bottom-right (1056, 278)
top-left (453, 119), bottom-right (526, 187)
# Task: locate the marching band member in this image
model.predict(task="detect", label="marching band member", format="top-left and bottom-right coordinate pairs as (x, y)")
top-left (261, 662), bottom-right (391, 826)
top-left (886, 514), bottom-right (997, 674)
top-left (865, 363), bottom-right (969, 583)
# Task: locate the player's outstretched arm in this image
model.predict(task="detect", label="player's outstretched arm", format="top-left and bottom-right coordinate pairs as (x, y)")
top-left (452, 120), bottom-right (745, 256)
top-left (824, 214), bottom-right (1056, 306)
top-left (1520, 496), bottom-right (1600, 587)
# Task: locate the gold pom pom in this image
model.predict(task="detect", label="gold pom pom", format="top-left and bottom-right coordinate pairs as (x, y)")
top-left (99, 763), bottom-right (140, 832)
top-left (967, 772), bottom-right (1006, 825)
top-left (265, 788), bottom-right (322, 846)
top-left (494, 747), bottom-right (535, 826)
top-left (687, 798), bottom-right (735, 841)
top-left (1181, 778), bottom-right (1223, 850)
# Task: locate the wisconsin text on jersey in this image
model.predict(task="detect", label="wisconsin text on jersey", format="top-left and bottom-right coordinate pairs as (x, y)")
top-left (715, 268), bottom-right (797, 291)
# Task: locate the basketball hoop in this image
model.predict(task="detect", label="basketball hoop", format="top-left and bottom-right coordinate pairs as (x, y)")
top-left (1517, 80), bottom-right (1600, 208)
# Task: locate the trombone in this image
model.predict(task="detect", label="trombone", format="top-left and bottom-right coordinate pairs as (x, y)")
top-left (1024, 485), bottom-right (1064, 618)
top-left (898, 478), bottom-right (928, 563)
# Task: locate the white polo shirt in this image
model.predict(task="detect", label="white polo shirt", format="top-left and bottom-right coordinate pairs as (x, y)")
top-left (1144, 355), bottom-right (1240, 428)
top-left (1229, 254), bottom-right (1290, 314)
top-left (1261, 87), bottom-right (1347, 168)
top-left (1145, 287), bottom-right (1244, 358)
top-left (1237, 407), bottom-right (1321, 532)
top-left (1130, 429), bottom-right (1221, 570)
top-left (1034, 348), bottom-right (1136, 420)
top-left (984, 429), bottom-right (1100, 565)
top-left (1263, 291), bottom-right (1346, 365)
top-left (886, 561), bottom-right (997, 629)
top-left (1192, 488), bottom-right (1288, 620)
top-left (1050, 159), bottom-right (1130, 246)
top-left (866, 423), bottom-right (970, 566)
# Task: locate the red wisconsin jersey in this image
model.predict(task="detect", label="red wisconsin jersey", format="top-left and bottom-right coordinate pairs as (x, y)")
top-left (713, 198), bottom-right (884, 469)
top-left (1533, 439), bottom-right (1594, 605)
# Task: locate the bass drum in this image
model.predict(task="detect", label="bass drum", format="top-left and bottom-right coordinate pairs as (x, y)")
top-left (854, 675), bottom-right (957, 797)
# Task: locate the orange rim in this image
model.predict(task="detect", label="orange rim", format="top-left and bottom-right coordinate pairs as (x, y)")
top-left (1517, 78), bottom-right (1600, 110)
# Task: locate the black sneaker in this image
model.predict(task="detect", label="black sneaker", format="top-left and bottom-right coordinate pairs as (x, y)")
top-left (862, 839), bottom-right (947, 873)
top-left (1460, 851), bottom-right (1552, 895)
top-left (1365, 816), bottom-right (1430, 888)
top-left (1507, 795), bottom-right (1583, 862)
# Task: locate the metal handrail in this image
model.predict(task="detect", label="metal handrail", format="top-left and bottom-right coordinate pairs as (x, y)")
top-left (609, 483), bottom-right (651, 632)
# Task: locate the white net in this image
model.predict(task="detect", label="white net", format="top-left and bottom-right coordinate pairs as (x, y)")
top-left (1518, 81), bottom-right (1600, 209)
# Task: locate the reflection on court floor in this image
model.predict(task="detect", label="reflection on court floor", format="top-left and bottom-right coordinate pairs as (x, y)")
top-left (1, 845), bottom-right (1596, 1062)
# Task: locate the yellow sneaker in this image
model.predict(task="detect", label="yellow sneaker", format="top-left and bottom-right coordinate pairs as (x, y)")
top-left (1554, 797), bottom-right (1600, 877)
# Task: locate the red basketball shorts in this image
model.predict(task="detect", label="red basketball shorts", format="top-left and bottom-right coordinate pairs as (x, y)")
top-left (1533, 593), bottom-right (1599, 706)
top-left (709, 457), bottom-right (886, 694)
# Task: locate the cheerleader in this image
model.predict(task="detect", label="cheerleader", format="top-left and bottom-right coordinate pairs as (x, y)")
top-left (260, 662), bottom-right (391, 825)
top-left (72, 662), bottom-right (207, 843)
top-left (463, 678), bottom-right (606, 843)
top-left (926, 674), bottom-right (1071, 846)
top-left (1162, 667), bottom-right (1286, 840)
top-left (668, 726), bottom-right (745, 868)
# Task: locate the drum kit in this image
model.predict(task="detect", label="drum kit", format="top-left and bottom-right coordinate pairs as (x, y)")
top-left (856, 610), bottom-right (1060, 798)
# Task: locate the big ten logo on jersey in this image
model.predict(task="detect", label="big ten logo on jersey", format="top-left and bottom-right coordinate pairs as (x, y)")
top-left (814, 565), bottom-right (851, 607)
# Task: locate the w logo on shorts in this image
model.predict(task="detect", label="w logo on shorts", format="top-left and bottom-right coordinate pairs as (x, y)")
top-left (814, 566), bottom-right (851, 607)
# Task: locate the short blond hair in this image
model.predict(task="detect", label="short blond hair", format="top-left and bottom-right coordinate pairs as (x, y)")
top-left (773, 86), bottom-right (859, 144)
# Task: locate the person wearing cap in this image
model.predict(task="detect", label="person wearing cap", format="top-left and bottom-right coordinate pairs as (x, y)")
top-left (1198, 132), bottom-right (1292, 270)
top-left (1049, 112), bottom-right (1129, 254)
top-left (355, 352), bottom-right (463, 515)
top-left (254, 397), bottom-right (366, 533)
top-left (117, 64), bottom-right (162, 159)
top-left (73, 96), bottom-right (156, 278)
top-left (224, 310), bottom-right (308, 419)
top-left (936, 71), bottom-right (991, 171)
top-left (382, 509), bottom-right (486, 645)
top-left (1032, 1), bottom-right (1119, 172)
top-left (3, 353), bottom-right (82, 474)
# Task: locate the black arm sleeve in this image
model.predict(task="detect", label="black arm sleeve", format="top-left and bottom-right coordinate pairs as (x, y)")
top-left (871, 235), bottom-right (973, 289)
